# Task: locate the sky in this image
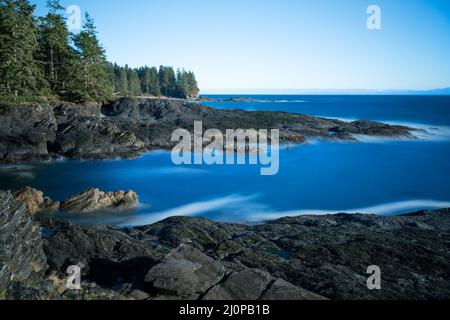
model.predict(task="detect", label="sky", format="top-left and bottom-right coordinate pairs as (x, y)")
top-left (32, 0), bottom-right (450, 93)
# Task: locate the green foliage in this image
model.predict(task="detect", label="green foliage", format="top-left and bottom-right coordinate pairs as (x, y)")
top-left (0, 0), bottom-right (200, 104)
top-left (69, 13), bottom-right (112, 103)
top-left (35, 0), bottom-right (73, 94)
top-left (108, 64), bottom-right (199, 99)
top-left (137, 66), bottom-right (160, 96)
top-left (0, 0), bottom-right (49, 100)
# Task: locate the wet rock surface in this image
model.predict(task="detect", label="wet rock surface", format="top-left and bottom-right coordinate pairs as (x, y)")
top-left (1, 190), bottom-right (449, 300)
top-left (0, 98), bottom-right (416, 163)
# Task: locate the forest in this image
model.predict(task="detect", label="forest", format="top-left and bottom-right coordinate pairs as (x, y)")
top-left (0, 0), bottom-right (200, 105)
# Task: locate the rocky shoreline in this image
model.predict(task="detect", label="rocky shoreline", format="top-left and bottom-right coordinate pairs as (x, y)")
top-left (1, 189), bottom-right (449, 300)
top-left (0, 97), bottom-right (417, 163)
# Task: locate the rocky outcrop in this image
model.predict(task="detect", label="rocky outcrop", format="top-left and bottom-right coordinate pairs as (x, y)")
top-left (2, 189), bottom-right (449, 300)
top-left (0, 104), bottom-right (57, 162)
top-left (0, 98), bottom-right (417, 163)
top-left (12, 187), bottom-right (60, 215)
top-left (12, 187), bottom-right (138, 215)
top-left (60, 188), bottom-right (138, 213)
top-left (0, 192), bottom-right (48, 296)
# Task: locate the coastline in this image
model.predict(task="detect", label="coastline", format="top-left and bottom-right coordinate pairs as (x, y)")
top-left (1, 189), bottom-right (449, 300)
top-left (0, 97), bottom-right (418, 164)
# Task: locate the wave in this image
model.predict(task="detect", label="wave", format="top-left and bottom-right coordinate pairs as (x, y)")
top-left (122, 194), bottom-right (259, 226)
top-left (246, 199), bottom-right (450, 222)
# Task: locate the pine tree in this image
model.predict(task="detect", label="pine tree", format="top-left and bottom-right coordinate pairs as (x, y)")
top-left (138, 66), bottom-right (160, 97)
top-left (159, 66), bottom-right (176, 97)
top-left (127, 68), bottom-right (141, 96)
top-left (176, 68), bottom-right (189, 99)
top-left (187, 71), bottom-right (200, 99)
top-left (35, 0), bottom-right (73, 96)
top-left (0, 0), bottom-right (48, 100)
top-left (148, 67), bottom-right (161, 96)
top-left (70, 13), bottom-right (112, 102)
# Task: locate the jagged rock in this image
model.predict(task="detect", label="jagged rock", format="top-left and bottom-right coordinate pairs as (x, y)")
top-left (0, 192), bottom-right (48, 293)
top-left (2, 187), bottom-right (450, 300)
top-left (60, 188), bottom-right (139, 213)
top-left (0, 98), bottom-right (417, 163)
top-left (0, 104), bottom-right (57, 163)
top-left (144, 245), bottom-right (226, 299)
top-left (12, 187), bottom-right (60, 215)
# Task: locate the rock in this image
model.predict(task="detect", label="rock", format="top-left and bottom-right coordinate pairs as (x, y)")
top-left (202, 269), bottom-right (272, 300)
top-left (60, 188), bottom-right (139, 213)
top-left (0, 191), bottom-right (48, 293)
top-left (144, 245), bottom-right (225, 299)
top-left (261, 279), bottom-right (327, 300)
top-left (201, 268), bottom-right (325, 300)
top-left (2, 187), bottom-right (450, 300)
top-left (12, 187), bottom-right (60, 215)
top-left (0, 104), bottom-right (57, 163)
top-left (0, 98), bottom-right (417, 163)
top-left (129, 289), bottom-right (151, 300)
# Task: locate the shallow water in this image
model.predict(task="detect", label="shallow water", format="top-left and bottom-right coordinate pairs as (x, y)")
top-left (1, 95), bottom-right (450, 226)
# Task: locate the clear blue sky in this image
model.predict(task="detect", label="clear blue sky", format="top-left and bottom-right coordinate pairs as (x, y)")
top-left (32, 0), bottom-right (450, 92)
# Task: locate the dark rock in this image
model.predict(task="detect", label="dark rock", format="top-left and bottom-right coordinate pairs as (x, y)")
top-left (0, 98), bottom-right (418, 163)
top-left (144, 245), bottom-right (226, 299)
top-left (2, 189), bottom-right (450, 300)
top-left (0, 191), bottom-right (48, 294)
top-left (202, 268), bottom-right (272, 300)
top-left (0, 104), bottom-right (56, 162)
top-left (261, 279), bottom-right (327, 300)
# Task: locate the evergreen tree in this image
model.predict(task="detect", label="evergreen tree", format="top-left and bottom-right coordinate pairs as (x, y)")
top-left (159, 66), bottom-right (177, 97)
top-left (176, 68), bottom-right (189, 99)
top-left (127, 68), bottom-right (141, 96)
top-left (187, 71), bottom-right (200, 99)
top-left (148, 67), bottom-right (161, 96)
top-left (0, 1), bottom-right (200, 104)
top-left (138, 66), bottom-right (160, 96)
top-left (70, 13), bottom-right (111, 102)
top-left (35, 0), bottom-right (73, 95)
top-left (113, 64), bottom-right (128, 95)
top-left (0, 0), bottom-right (48, 100)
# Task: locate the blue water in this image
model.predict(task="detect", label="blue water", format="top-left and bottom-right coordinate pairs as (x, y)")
top-left (1, 95), bottom-right (450, 226)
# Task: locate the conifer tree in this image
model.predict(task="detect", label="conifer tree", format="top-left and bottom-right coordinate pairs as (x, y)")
top-left (159, 66), bottom-right (177, 97)
top-left (70, 13), bottom-right (111, 102)
top-left (127, 68), bottom-right (142, 96)
top-left (0, 0), bottom-right (48, 100)
top-left (36, 0), bottom-right (73, 95)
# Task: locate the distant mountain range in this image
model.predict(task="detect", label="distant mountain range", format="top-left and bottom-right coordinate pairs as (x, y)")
top-left (202, 88), bottom-right (450, 95)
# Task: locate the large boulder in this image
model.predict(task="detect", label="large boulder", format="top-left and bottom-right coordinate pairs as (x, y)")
top-left (144, 245), bottom-right (225, 299)
top-left (60, 188), bottom-right (139, 213)
top-left (202, 268), bottom-right (326, 300)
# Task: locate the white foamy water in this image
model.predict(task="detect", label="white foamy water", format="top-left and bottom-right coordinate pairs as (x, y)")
top-left (246, 199), bottom-right (450, 222)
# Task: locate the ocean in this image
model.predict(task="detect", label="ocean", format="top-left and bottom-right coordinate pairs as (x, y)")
top-left (1, 95), bottom-right (450, 226)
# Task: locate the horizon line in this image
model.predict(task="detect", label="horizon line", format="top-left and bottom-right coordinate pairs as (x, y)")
top-left (200, 87), bottom-right (450, 95)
